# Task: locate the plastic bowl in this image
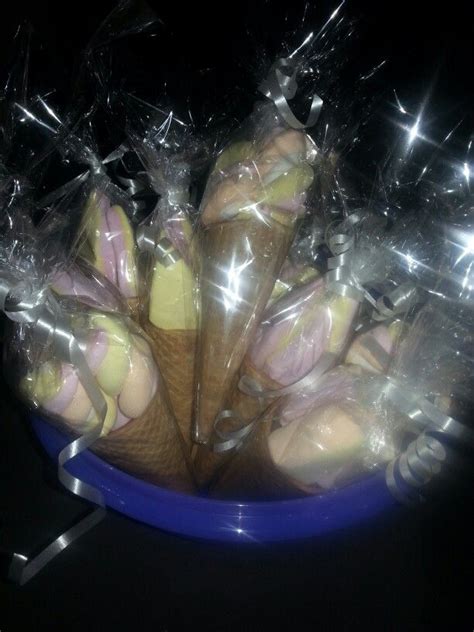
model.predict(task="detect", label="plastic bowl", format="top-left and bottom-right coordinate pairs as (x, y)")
top-left (31, 414), bottom-right (399, 542)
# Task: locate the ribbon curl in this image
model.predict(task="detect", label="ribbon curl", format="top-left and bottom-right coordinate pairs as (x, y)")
top-left (259, 56), bottom-right (323, 130)
top-left (325, 229), bottom-right (366, 303)
top-left (381, 377), bottom-right (474, 504)
top-left (372, 282), bottom-right (418, 322)
top-left (212, 352), bottom-right (336, 453)
top-left (136, 227), bottom-right (182, 268)
top-left (0, 277), bottom-right (107, 585)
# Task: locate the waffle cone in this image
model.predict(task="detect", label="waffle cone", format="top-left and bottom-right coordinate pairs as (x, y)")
top-left (194, 217), bottom-right (293, 444)
top-left (143, 322), bottom-right (196, 450)
top-left (193, 357), bottom-right (281, 487)
top-left (91, 388), bottom-right (194, 493)
top-left (209, 403), bottom-right (317, 500)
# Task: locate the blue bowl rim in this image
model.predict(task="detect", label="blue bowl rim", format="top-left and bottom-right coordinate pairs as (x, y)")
top-left (31, 413), bottom-right (393, 513)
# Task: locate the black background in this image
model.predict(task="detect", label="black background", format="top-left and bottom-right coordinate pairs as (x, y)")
top-left (1, 1), bottom-right (474, 629)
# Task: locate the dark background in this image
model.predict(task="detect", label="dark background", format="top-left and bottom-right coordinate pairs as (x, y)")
top-left (1, 1), bottom-right (474, 629)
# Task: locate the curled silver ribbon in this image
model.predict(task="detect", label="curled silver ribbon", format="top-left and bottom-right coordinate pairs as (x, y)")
top-left (212, 352), bottom-right (336, 453)
top-left (326, 224), bottom-right (416, 323)
top-left (381, 377), bottom-right (474, 504)
top-left (325, 229), bottom-right (366, 303)
top-left (109, 146), bottom-right (155, 212)
top-left (372, 282), bottom-right (418, 322)
top-left (211, 410), bottom-right (257, 453)
top-left (259, 57), bottom-right (323, 130)
top-left (239, 351), bottom-right (337, 400)
top-left (382, 378), bottom-right (474, 445)
top-left (385, 432), bottom-right (448, 505)
top-left (0, 277), bottom-right (107, 585)
top-left (136, 226), bottom-right (182, 268)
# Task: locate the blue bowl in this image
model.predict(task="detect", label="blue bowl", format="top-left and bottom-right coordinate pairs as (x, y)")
top-left (31, 414), bottom-right (399, 542)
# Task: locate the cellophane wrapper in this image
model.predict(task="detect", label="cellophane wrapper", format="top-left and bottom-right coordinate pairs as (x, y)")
top-left (59, 129), bottom-right (142, 313)
top-left (0, 203), bottom-right (193, 492)
top-left (193, 100), bottom-right (320, 450)
top-left (13, 96), bottom-right (142, 313)
top-left (129, 116), bottom-right (202, 450)
top-left (209, 365), bottom-right (397, 500)
top-left (227, 212), bottom-right (395, 423)
top-left (385, 300), bottom-right (474, 431)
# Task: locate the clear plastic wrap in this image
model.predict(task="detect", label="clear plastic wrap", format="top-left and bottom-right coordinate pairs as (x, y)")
top-left (0, 203), bottom-right (193, 492)
top-left (12, 99), bottom-right (142, 315)
top-left (209, 365), bottom-right (395, 500)
top-left (75, 181), bottom-right (140, 312)
top-left (191, 14), bottom-right (392, 481)
top-left (193, 96), bottom-right (320, 448)
top-left (0, 0), bottom-right (471, 520)
top-left (128, 111), bottom-right (204, 450)
top-left (227, 212), bottom-right (393, 420)
top-left (387, 300), bottom-right (473, 429)
top-left (344, 319), bottom-right (406, 374)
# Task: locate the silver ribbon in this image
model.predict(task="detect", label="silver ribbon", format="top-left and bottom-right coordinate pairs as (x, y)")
top-left (325, 230), bottom-right (367, 303)
top-left (382, 377), bottom-right (474, 504)
top-left (326, 224), bottom-right (416, 324)
top-left (259, 57), bottom-right (323, 129)
top-left (372, 282), bottom-right (418, 322)
top-left (110, 146), bottom-right (155, 212)
top-left (212, 352), bottom-right (336, 453)
top-left (238, 351), bottom-right (336, 400)
top-left (0, 277), bottom-right (107, 585)
top-left (212, 410), bottom-right (257, 453)
top-left (385, 432), bottom-right (448, 505)
top-left (136, 226), bottom-right (182, 268)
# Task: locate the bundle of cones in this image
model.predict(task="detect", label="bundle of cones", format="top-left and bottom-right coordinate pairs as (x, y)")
top-left (33, 119), bottom-right (393, 501)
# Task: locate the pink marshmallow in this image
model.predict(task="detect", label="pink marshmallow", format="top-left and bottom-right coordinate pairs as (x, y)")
top-left (44, 364), bottom-right (79, 415)
top-left (249, 277), bottom-right (329, 385)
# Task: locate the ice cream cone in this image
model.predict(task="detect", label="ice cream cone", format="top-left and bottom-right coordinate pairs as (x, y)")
top-left (143, 322), bottom-right (196, 449)
top-left (208, 404), bottom-right (316, 500)
top-left (193, 353), bottom-right (285, 488)
top-left (193, 216), bottom-right (294, 444)
top-left (140, 212), bottom-right (197, 450)
top-left (194, 123), bottom-right (317, 447)
top-left (24, 309), bottom-right (194, 492)
top-left (92, 388), bottom-right (194, 492)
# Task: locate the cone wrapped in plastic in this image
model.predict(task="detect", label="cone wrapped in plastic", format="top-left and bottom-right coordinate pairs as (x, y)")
top-left (192, 357), bottom-right (283, 488)
top-left (208, 403), bottom-right (315, 501)
top-left (228, 276), bottom-right (358, 423)
top-left (141, 211), bottom-right (197, 448)
top-left (194, 104), bottom-right (318, 447)
top-left (9, 99), bottom-right (142, 318)
top-left (210, 366), bottom-right (392, 499)
top-left (129, 124), bottom-right (200, 448)
top-left (92, 380), bottom-right (193, 491)
top-left (23, 310), bottom-right (194, 492)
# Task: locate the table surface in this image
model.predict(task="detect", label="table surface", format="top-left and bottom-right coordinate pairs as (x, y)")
top-left (1, 376), bottom-right (473, 630)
